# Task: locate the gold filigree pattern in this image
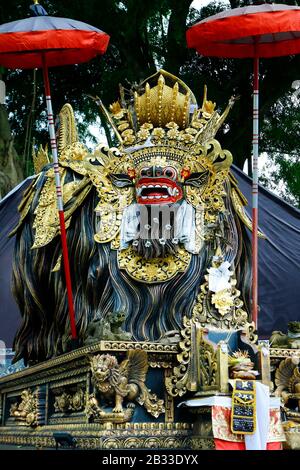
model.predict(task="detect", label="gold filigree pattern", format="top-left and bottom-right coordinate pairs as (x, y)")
top-left (31, 168), bottom-right (66, 248)
top-left (31, 169), bottom-right (88, 249)
top-left (165, 252), bottom-right (257, 397)
top-left (192, 255), bottom-right (253, 332)
top-left (60, 142), bottom-right (89, 164)
top-left (54, 389), bottom-right (85, 413)
top-left (118, 245), bottom-right (191, 283)
top-left (57, 103), bottom-right (78, 154)
top-left (84, 150), bottom-right (134, 244)
top-left (0, 433), bottom-right (193, 450)
top-left (94, 209), bottom-right (123, 244)
top-left (165, 319), bottom-right (218, 396)
top-left (211, 289), bottom-right (235, 316)
top-left (33, 144), bottom-right (50, 174)
top-left (10, 389), bottom-right (38, 427)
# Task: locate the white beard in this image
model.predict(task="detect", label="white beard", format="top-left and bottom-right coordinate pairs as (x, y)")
top-left (120, 200), bottom-right (199, 256)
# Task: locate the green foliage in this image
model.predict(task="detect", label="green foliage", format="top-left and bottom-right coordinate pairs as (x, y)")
top-left (260, 91), bottom-right (300, 208)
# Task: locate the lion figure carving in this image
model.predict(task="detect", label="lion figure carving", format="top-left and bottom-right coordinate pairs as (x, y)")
top-left (11, 70), bottom-right (257, 364)
top-left (89, 350), bottom-right (164, 417)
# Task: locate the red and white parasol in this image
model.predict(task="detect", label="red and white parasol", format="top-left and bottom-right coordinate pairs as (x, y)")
top-left (0, 1), bottom-right (110, 341)
top-left (187, 3), bottom-right (300, 328)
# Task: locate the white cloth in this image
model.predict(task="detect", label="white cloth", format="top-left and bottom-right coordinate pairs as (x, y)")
top-left (245, 382), bottom-right (270, 451)
top-left (208, 261), bottom-right (232, 292)
top-left (173, 200), bottom-right (196, 253)
top-left (179, 386), bottom-right (274, 450)
top-left (120, 203), bottom-right (140, 249)
top-left (120, 200), bottom-right (198, 253)
top-left (178, 394), bottom-right (280, 409)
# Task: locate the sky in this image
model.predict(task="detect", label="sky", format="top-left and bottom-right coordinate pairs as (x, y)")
top-left (191, 0), bottom-right (229, 8)
top-left (191, 0), bottom-right (211, 7)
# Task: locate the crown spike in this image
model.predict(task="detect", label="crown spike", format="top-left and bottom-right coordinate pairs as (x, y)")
top-left (216, 95), bottom-right (236, 130)
top-left (91, 95), bottom-right (124, 146)
top-left (182, 91), bottom-right (190, 128)
top-left (33, 143), bottom-right (49, 174)
top-left (145, 82), bottom-right (151, 123)
top-left (134, 91), bottom-right (141, 126)
top-left (157, 74), bottom-right (165, 127)
top-left (201, 85), bottom-right (208, 110)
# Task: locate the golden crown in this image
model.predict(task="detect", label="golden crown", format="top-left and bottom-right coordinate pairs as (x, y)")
top-left (105, 69), bottom-right (234, 150)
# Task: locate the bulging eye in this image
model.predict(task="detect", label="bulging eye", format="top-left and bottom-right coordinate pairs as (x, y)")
top-left (163, 166), bottom-right (177, 180)
top-left (141, 167), bottom-right (152, 177)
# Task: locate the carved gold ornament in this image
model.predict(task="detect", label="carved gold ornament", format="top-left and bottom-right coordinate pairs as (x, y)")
top-left (33, 144), bottom-right (50, 174)
top-left (211, 289), bottom-right (235, 316)
top-left (192, 254), bottom-right (255, 332)
top-left (275, 357), bottom-right (300, 415)
top-left (89, 351), bottom-right (165, 420)
top-left (118, 245), bottom-right (191, 283)
top-left (31, 169), bottom-right (91, 249)
top-left (165, 319), bottom-right (218, 397)
top-left (165, 250), bottom-right (257, 397)
top-left (10, 389), bottom-right (38, 427)
top-left (54, 389), bottom-right (85, 413)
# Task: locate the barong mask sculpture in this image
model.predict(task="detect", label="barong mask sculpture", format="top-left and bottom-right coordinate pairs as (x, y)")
top-left (11, 70), bottom-right (259, 364)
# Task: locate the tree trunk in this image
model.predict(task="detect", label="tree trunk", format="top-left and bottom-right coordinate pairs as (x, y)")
top-left (0, 104), bottom-right (24, 199)
top-left (164, 0), bottom-right (194, 75)
top-left (221, 60), bottom-right (253, 170)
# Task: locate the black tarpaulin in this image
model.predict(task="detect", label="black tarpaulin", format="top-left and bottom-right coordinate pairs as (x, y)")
top-left (0, 168), bottom-right (299, 347)
top-left (232, 166), bottom-right (300, 337)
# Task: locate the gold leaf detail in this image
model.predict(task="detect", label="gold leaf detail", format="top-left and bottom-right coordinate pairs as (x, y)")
top-left (118, 246), bottom-right (191, 283)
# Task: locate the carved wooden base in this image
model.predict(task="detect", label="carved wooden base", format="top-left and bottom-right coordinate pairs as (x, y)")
top-left (0, 423), bottom-right (196, 449)
top-left (0, 341), bottom-right (214, 449)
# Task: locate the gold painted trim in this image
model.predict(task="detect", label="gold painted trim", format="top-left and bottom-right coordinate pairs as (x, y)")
top-left (0, 341), bottom-right (178, 386)
top-left (270, 348), bottom-right (300, 358)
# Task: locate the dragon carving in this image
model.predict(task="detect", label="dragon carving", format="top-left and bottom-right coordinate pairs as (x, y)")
top-left (275, 357), bottom-right (300, 422)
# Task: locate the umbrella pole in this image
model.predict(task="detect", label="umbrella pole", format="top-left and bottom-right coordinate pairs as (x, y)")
top-left (42, 55), bottom-right (77, 341)
top-left (252, 57), bottom-right (259, 329)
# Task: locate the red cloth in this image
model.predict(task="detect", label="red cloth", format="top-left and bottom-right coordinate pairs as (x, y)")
top-left (187, 9), bottom-right (300, 58)
top-left (211, 405), bottom-right (285, 450)
top-left (214, 439), bottom-right (282, 451)
top-left (0, 30), bottom-right (110, 69)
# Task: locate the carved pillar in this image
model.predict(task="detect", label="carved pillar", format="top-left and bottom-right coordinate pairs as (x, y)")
top-left (164, 369), bottom-right (174, 423)
top-left (258, 340), bottom-right (271, 387)
top-left (36, 386), bottom-right (47, 426)
top-left (0, 393), bottom-right (2, 425)
top-left (217, 342), bottom-right (229, 393)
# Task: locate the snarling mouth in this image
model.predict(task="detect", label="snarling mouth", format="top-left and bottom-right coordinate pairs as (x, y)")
top-left (136, 177), bottom-right (182, 204)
